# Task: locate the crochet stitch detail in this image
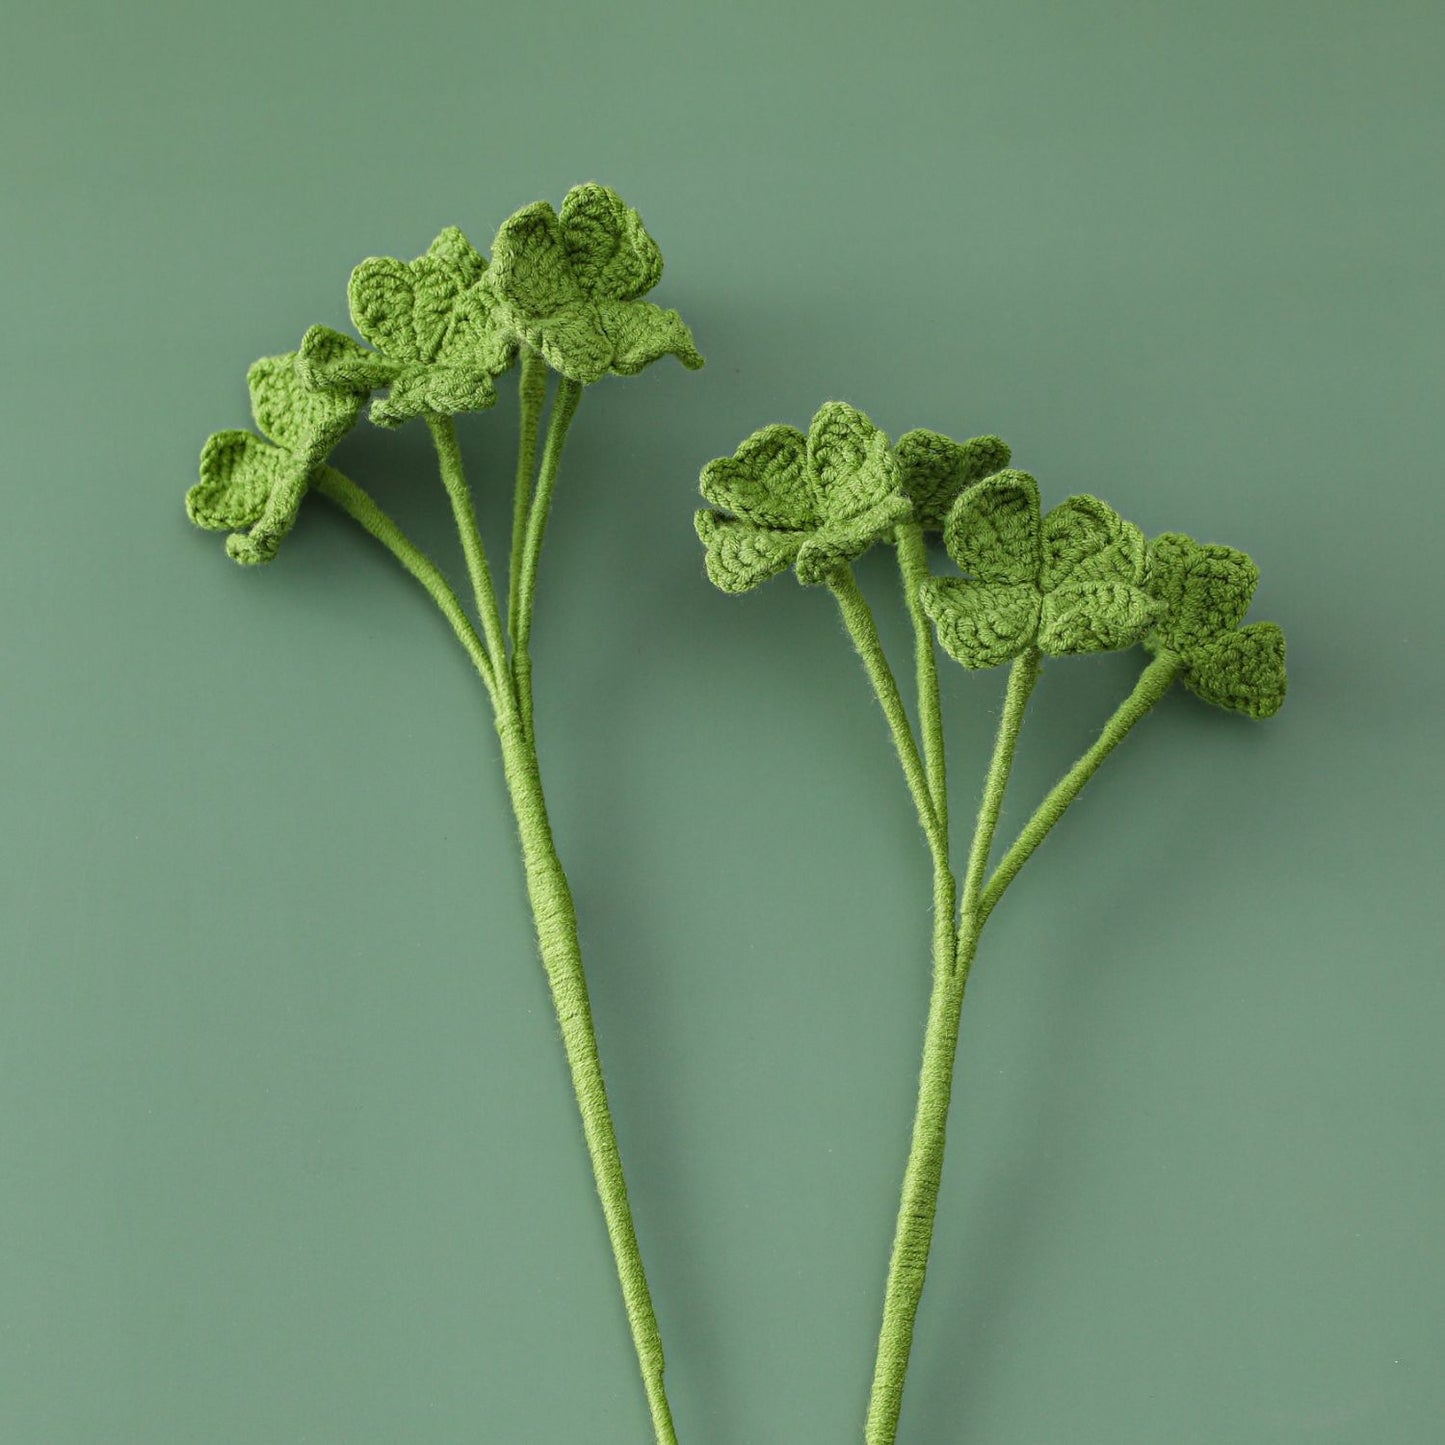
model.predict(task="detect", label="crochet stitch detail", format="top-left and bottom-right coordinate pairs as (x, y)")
top-left (1145, 532), bottom-right (1287, 717)
top-left (920, 472), bottom-right (1157, 668)
top-left (894, 429), bottom-right (1013, 532)
top-left (696, 402), bottom-right (913, 592)
top-left (487, 183), bottom-right (704, 384)
top-left (186, 349), bottom-right (362, 564)
top-left (297, 226), bottom-right (516, 427)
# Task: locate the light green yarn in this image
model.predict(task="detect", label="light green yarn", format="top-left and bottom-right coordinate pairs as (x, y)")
top-left (186, 183), bottom-right (699, 1445)
top-left (695, 400), bottom-right (1290, 1445)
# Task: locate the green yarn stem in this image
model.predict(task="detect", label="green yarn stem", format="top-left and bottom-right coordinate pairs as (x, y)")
top-left (322, 456), bottom-right (678, 1445)
top-left (507, 346), bottom-right (551, 637)
top-left (494, 705), bottom-right (678, 1445)
top-left (312, 466), bottom-right (496, 698)
top-left (829, 569), bottom-right (944, 853)
top-left (896, 523), bottom-right (950, 849)
top-left (863, 648), bottom-right (1039, 1445)
top-left (977, 649), bottom-right (1183, 926)
top-left (426, 412), bottom-right (511, 673)
top-left (512, 376), bottom-right (583, 737)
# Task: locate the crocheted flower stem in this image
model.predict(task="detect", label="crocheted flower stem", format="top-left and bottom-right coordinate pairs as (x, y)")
top-left (895, 523), bottom-right (950, 843)
top-left (493, 707), bottom-right (678, 1445)
top-left (320, 460), bottom-right (678, 1443)
top-left (828, 569), bottom-right (945, 853)
top-left (977, 649), bottom-right (1184, 926)
top-left (426, 412), bottom-right (510, 672)
top-left (512, 376), bottom-right (584, 737)
top-left (312, 466), bottom-right (496, 698)
top-left (507, 346), bottom-right (551, 636)
top-left (863, 649), bottom-right (1040, 1445)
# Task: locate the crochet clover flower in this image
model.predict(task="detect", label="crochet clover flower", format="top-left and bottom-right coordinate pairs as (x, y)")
top-left (920, 471), bottom-right (1158, 668)
top-left (297, 226), bottom-right (516, 426)
top-left (696, 402), bottom-right (915, 592)
top-left (1144, 533), bottom-right (1287, 718)
top-left (186, 350), bottom-right (362, 564)
top-left (486, 183), bottom-right (703, 384)
top-left (895, 428), bottom-right (1013, 531)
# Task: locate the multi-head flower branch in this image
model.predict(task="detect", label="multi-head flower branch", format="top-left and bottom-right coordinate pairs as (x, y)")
top-left (696, 402), bottom-right (1287, 1444)
top-left (187, 184), bottom-right (702, 1445)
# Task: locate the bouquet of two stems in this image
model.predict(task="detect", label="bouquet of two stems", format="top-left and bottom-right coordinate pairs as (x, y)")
top-left (696, 402), bottom-right (1288, 1442)
top-left (186, 184), bottom-right (702, 1444)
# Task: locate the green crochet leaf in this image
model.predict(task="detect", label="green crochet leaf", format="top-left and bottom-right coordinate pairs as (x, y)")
top-left (807, 403), bottom-right (904, 524)
top-left (248, 352), bottom-right (360, 455)
top-left (296, 325), bottom-right (402, 395)
top-left (699, 425), bottom-right (815, 529)
top-left (1039, 495), bottom-right (1129, 590)
top-left (942, 469), bottom-right (1042, 584)
top-left (920, 577), bottom-right (1041, 669)
top-left (1147, 532), bottom-right (1260, 653)
top-left (895, 430), bottom-right (1012, 531)
top-left (187, 430), bottom-right (284, 530)
top-left (794, 493), bottom-right (914, 587)
top-left (695, 509), bottom-right (802, 594)
top-left (559, 182), bottom-right (664, 302)
top-left (489, 185), bottom-right (702, 384)
top-left (186, 350), bottom-right (361, 566)
top-left (330, 227), bottom-right (515, 425)
top-left (1037, 581), bottom-right (1159, 656)
top-left (1182, 621), bottom-right (1287, 718)
top-left (598, 298), bottom-right (704, 376)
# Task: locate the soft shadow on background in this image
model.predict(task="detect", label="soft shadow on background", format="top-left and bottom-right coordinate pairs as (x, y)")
top-left (3, 2), bottom-right (1442, 1442)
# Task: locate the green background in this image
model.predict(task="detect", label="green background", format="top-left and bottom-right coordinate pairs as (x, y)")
top-left (3, 2), bottom-right (1441, 1441)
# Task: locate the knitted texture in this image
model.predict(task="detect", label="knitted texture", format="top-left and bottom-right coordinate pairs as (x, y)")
top-left (1145, 532), bottom-right (1287, 718)
top-left (186, 349), bottom-right (362, 563)
top-left (919, 470), bottom-right (1158, 668)
top-left (298, 226), bottom-right (516, 427)
top-left (487, 183), bottom-right (704, 384)
top-left (696, 402), bottom-right (915, 590)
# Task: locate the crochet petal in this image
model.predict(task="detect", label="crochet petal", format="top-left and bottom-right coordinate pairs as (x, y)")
top-left (1147, 532), bottom-right (1260, 652)
top-left (489, 200), bottom-right (588, 322)
top-left (559, 183), bottom-right (664, 303)
top-left (794, 493), bottom-right (913, 586)
top-left (187, 430), bottom-right (281, 530)
top-left (920, 578), bottom-right (1041, 669)
top-left (942, 469), bottom-right (1041, 584)
top-left (695, 510), bottom-right (802, 594)
top-left (1039, 494), bottom-right (1125, 590)
top-left (1183, 622), bottom-right (1287, 719)
top-left (806, 402), bottom-right (904, 524)
top-left (366, 365), bottom-right (499, 428)
top-left (296, 325), bottom-right (401, 395)
top-left (248, 352), bottom-right (361, 456)
top-left (699, 424), bottom-right (815, 528)
top-left (1037, 581), bottom-right (1159, 656)
top-left (597, 298), bottom-right (703, 376)
top-left (895, 429), bottom-right (1012, 531)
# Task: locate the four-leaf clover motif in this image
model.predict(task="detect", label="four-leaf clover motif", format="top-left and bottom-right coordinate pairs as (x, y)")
top-left (298, 226), bottom-right (516, 426)
top-left (487, 183), bottom-right (704, 384)
top-left (186, 349), bottom-right (362, 564)
top-left (920, 471), bottom-right (1158, 668)
top-left (696, 402), bottom-right (915, 592)
top-left (1144, 533), bottom-right (1287, 718)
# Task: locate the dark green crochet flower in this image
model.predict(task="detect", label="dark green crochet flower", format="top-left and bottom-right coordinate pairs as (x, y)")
top-left (297, 226), bottom-right (516, 426)
top-left (696, 402), bottom-right (914, 592)
top-left (920, 471), bottom-right (1158, 668)
top-left (486, 183), bottom-right (703, 384)
top-left (186, 350), bottom-right (362, 564)
top-left (895, 428), bottom-right (1013, 531)
top-left (1145, 533), bottom-right (1287, 718)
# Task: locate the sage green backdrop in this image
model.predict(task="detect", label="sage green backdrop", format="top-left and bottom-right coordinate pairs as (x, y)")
top-left (3, 2), bottom-right (1441, 1441)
